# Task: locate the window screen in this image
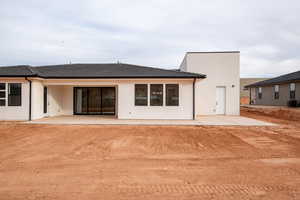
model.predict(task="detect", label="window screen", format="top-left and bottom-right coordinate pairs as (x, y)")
top-left (166, 84), bottom-right (179, 106)
top-left (0, 91), bottom-right (5, 98)
top-left (150, 84), bottom-right (163, 106)
top-left (0, 83), bottom-right (5, 90)
top-left (135, 84), bottom-right (148, 106)
top-left (8, 83), bottom-right (21, 106)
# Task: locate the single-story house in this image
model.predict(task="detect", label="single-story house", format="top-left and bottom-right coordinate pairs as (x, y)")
top-left (245, 70), bottom-right (300, 106)
top-left (0, 51), bottom-right (240, 121)
top-left (240, 78), bottom-right (268, 105)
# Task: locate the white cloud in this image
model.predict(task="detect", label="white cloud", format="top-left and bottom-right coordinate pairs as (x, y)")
top-left (0, 0), bottom-right (300, 76)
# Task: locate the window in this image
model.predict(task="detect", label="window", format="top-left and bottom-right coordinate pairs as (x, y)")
top-left (290, 83), bottom-right (296, 99)
top-left (274, 85), bottom-right (279, 100)
top-left (258, 87), bottom-right (262, 99)
top-left (150, 84), bottom-right (163, 106)
top-left (166, 84), bottom-right (179, 106)
top-left (0, 83), bottom-right (6, 106)
top-left (8, 83), bottom-right (21, 106)
top-left (135, 84), bottom-right (148, 106)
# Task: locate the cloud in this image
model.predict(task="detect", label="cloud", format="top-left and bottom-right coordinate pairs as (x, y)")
top-left (0, 0), bottom-right (300, 77)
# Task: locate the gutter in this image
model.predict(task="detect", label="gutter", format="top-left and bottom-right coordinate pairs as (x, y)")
top-left (25, 77), bottom-right (32, 121)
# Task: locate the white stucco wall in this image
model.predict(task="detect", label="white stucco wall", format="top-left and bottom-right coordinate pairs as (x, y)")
top-left (181, 52), bottom-right (240, 116)
top-left (31, 80), bottom-right (45, 120)
top-left (62, 86), bottom-right (74, 115)
top-left (42, 79), bottom-right (194, 120)
top-left (0, 79), bottom-right (30, 120)
top-left (118, 80), bottom-right (193, 119)
top-left (48, 86), bottom-right (64, 116)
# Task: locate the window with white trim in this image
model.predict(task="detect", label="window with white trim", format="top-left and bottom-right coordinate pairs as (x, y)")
top-left (274, 85), bottom-right (279, 99)
top-left (290, 83), bottom-right (296, 99)
top-left (8, 83), bottom-right (21, 106)
top-left (0, 83), bottom-right (6, 106)
top-left (150, 84), bottom-right (163, 106)
top-left (258, 87), bottom-right (262, 99)
top-left (135, 84), bottom-right (148, 106)
top-left (0, 83), bottom-right (22, 107)
top-left (166, 84), bottom-right (179, 106)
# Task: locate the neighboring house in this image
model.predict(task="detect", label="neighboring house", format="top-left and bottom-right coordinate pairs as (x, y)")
top-left (240, 78), bottom-right (268, 105)
top-left (245, 70), bottom-right (300, 106)
top-left (0, 51), bottom-right (240, 121)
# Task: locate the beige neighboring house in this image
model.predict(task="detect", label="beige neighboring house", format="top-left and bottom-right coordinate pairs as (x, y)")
top-left (240, 78), bottom-right (268, 105)
top-left (0, 51), bottom-right (240, 121)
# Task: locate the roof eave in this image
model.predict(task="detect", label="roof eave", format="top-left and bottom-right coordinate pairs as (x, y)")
top-left (38, 75), bottom-right (206, 79)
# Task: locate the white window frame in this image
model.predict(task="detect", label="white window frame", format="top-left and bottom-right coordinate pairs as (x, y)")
top-left (274, 85), bottom-right (279, 92)
top-left (290, 83), bottom-right (296, 91)
top-left (0, 83), bottom-right (22, 107)
top-left (274, 85), bottom-right (279, 100)
top-left (0, 83), bottom-right (7, 106)
top-left (135, 83), bottom-right (180, 107)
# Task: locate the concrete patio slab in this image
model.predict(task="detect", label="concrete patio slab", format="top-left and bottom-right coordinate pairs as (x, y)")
top-left (26, 115), bottom-right (275, 126)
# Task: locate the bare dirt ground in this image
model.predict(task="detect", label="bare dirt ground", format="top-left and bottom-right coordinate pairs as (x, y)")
top-left (1, 109), bottom-right (300, 200)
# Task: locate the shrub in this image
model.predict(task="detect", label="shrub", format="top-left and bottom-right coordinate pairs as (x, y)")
top-left (287, 100), bottom-right (298, 107)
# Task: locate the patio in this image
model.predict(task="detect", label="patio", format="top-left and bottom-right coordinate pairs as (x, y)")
top-left (26, 115), bottom-right (275, 126)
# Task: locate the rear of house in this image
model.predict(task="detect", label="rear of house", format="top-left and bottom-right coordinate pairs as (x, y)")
top-left (245, 71), bottom-right (300, 106)
top-left (0, 51), bottom-right (240, 121)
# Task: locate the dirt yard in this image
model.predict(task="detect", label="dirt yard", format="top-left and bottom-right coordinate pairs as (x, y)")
top-left (0, 109), bottom-right (300, 200)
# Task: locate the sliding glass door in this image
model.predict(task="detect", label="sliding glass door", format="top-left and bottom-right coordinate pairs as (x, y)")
top-left (74, 87), bottom-right (115, 115)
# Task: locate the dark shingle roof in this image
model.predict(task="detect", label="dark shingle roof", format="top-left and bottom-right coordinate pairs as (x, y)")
top-left (0, 65), bottom-right (37, 77)
top-left (0, 63), bottom-right (206, 79)
top-left (246, 70), bottom-right (300, 87)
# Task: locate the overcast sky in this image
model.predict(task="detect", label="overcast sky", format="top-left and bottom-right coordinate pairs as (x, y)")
top-left (1, 0), bottom-right (300, 77)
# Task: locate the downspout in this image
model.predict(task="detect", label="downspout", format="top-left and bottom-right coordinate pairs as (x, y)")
top-left (25, 77), bottom-right (32, 121)
top-left (193, 78), bottom-right (196, 120)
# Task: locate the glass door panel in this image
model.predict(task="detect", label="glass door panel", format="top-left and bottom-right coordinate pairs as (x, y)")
top-left (101, 87), bottom-right (115, 115)
top-left (74, 87), bottom-right (115, 115)
top-left (88, 88), bottom-right (102, 114)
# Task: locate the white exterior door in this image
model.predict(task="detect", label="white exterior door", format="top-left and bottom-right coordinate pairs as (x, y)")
top-left (216, 87), bottom-right (226, 115)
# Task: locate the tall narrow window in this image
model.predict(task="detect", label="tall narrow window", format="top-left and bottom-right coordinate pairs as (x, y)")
top-left (290, 83), bottom-right (296, 99)
top-left (258, 87), bottom-right (262, 99)
top-left (150, 84), bottom-right (163, 106)
top-left (0, 83), bottom-right (6, 106)
top-left (8, 83), bottom-right (21, 106)
top-left (166, 84), bottom-right (179, 106)
top-left (274, 85), bottom-right (279, 99)
top-left (135, 84), bottom-right (148, 106)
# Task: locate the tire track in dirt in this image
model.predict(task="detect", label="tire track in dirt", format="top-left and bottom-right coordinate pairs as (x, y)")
top-left (101, 184), bottom-right (298, 197)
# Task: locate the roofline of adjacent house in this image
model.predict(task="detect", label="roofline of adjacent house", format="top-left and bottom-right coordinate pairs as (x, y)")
top-left (186, 51), bottom-right (240, 54)
top-left (245, 79), bottom-right (300, 88)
